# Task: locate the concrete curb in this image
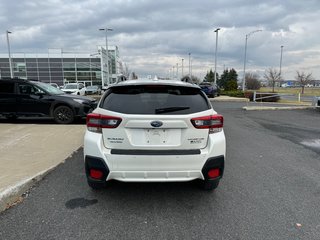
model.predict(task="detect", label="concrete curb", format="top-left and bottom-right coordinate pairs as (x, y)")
top-left (0, 153), bottom-right (74, 212)
top-left (243, 106), bottom-right (316, 111)
top-left (210, 97), bottom-right (249, 102)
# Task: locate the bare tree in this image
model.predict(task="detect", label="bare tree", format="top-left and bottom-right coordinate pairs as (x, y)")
top-left (264, 68), bottom-right (281, 92)
top-left (245, 72), bottom-right (261, 90)
top-left (295, 71), bottom-right (313, 94)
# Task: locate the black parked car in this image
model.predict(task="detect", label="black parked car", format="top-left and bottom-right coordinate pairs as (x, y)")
top-left (0, 78), bottom-right (98, 124)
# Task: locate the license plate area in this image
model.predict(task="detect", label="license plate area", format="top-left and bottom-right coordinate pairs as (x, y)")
top-left (145, 129), bottom-right (167, 145)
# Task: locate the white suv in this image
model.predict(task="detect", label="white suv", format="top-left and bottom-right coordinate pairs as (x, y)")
top-left (84, 79), bottom-right (226, 190)
top-left (61, 83), bottom-right (86, 96)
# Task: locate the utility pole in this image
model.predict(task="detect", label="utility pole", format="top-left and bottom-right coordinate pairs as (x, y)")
top-left (188, 53), bottom-right (191, 80)
top-left (176, 63), bottom-right (179, 79)
top-left (214, 28), bottom-right (221, 85)
top-left (6, 30), bottom-right (13, 78)
top-left (279, 45), bottom-right (284, 79)
top-left (99, 28), bottom-right (113, 85)
top-left (181, 58), bottom-right (184, 77)
top-left (242, 29), bottom-right (262, 91)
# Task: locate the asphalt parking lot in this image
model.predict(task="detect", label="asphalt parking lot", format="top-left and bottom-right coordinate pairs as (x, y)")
top-left (0, 102), bottom-right (319, 240)
top-left (0, 117), bottom-right (86, 211)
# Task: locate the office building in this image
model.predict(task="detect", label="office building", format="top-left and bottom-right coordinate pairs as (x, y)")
top-left (0, 46), bottom-right (124, 86)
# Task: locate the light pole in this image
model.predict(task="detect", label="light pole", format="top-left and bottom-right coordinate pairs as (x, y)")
top-left (176, 63), bottom-right (179, 79)
top-left (6, 30), bottom-right (13, 78)
top-left (181, 58), bottom-right (184, 77)
top-left (242, 29), bottom-right (262, 91)
top-left (279, 45), bottom-right (284, 79)
top-left (188, 53), bottom-right (191, 80)
top-left (99, 28), bottom-right (113, 86)
top-left (214, 28), bottom-right (220, 85)
top-left (172, 66), bottom-right (175, 78)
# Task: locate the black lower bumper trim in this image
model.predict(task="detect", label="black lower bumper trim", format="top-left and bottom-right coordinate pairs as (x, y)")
top-left (110, 149), bottom-right (201, 155)
top-left (201, 155), bottom-right (225, 180)
top-left (85, 156), bottom-right (109, 182)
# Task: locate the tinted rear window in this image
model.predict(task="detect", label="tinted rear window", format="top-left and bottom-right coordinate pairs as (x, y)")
top-left (100, 85), bottom-right (210, 114)
top-left (0, 82), bottom-right (15, 94)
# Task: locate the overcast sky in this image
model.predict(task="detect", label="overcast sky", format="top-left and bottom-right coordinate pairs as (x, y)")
top-left (1, 0), bottom-right (320, 80)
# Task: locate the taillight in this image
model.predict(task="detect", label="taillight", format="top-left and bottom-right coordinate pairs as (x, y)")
top-left (191, 114), bottom-right (223, 133)
top-left (89, 169), bottom-right (103, 179)
top-left (86, 113), bottom-right (122, 133)
top-left (208, 168), bottom-right (220, 179)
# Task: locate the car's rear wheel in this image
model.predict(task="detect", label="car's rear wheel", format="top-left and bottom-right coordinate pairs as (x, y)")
top-left (202, 179), bottom-right (219, 190)
top-left (87, 180), bottom-right (106, 190)
top-left (53, 106), bottom-right (75, 124)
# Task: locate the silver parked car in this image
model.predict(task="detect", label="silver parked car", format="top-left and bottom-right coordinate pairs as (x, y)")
top-left (85, 85), bottom-right (102, 95)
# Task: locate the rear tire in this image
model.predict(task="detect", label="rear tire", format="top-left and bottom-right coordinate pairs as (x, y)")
top-left (87, 180), bottom-right (106, 190)
top-left (202, 179), bottom-right (219, 190)
top-left (53, 106), bottom-right (75, 124)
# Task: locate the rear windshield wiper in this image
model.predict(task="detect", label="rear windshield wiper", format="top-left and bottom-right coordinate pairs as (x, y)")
top-left (155, 106), bottom-right (190, 114)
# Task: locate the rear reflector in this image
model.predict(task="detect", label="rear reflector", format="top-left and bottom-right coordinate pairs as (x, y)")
top-left (87, 113), bottom-right (122, 133)
top-left (208, 168), bottom-right (220, 179)
top-left (90, 169), bottom-right (103, 179)
top-left (191, 114), bottom-right (223, 133)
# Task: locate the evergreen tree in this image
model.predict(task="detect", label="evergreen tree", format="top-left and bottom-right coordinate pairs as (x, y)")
top-left (218, 69), bottom-right (228, 88)
top-left (203, 69), bottom-right (218, 82)
top-left (217, 68), bottom-right (238, 90)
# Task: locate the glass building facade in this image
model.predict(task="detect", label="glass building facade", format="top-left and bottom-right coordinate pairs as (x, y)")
top-left (0, 47), bottom-right (123, 86)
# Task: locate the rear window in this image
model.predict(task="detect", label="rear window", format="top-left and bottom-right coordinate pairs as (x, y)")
top-left (0, 81), bottom-right (15, 94)
top-left (100, 85), bottom-right (210, 115)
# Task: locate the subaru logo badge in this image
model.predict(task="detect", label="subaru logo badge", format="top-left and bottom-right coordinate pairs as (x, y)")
top-left (150, 121), bottom-right (163, 128)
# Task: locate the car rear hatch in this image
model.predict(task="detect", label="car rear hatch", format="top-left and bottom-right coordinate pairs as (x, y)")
top-left (90, 84), bottom-right (216, 151)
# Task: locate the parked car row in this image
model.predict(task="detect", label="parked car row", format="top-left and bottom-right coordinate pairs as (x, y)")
top-left (50, 82), bottom-right (103, 96)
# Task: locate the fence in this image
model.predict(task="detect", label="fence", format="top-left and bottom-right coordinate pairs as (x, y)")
top-left (253, 91), bottom-right (303, 102)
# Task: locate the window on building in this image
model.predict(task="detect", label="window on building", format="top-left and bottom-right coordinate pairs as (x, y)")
top-left (63, 62), bottom-right (75, 71)
top-left (13, 62), bottom-right (26, 73)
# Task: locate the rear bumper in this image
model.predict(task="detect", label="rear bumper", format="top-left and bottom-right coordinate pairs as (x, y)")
top-left (84, 131), bottom-right (226, 182)
top-left (85, 155), bottom-right (224, 182)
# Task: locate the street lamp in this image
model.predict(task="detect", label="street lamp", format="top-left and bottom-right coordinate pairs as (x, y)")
top-left (242, 29), bottom-right (262, 91)
top-left (181, 58), bottom-right (184, 77)
top-left (188, 53), bottom-right (191, 80)
top-left (279, 45), bottom-right (284, 79)
top-left (214, 28), bottom-right (221, 85)
top-left (99, 28), bottom-right (113, 86)
top-left (172, 66), bottom-right (175, 78)
top-left (176, 63), bottom-right (179, 79)
top-left (6, 30), bottom-right (13, 78)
